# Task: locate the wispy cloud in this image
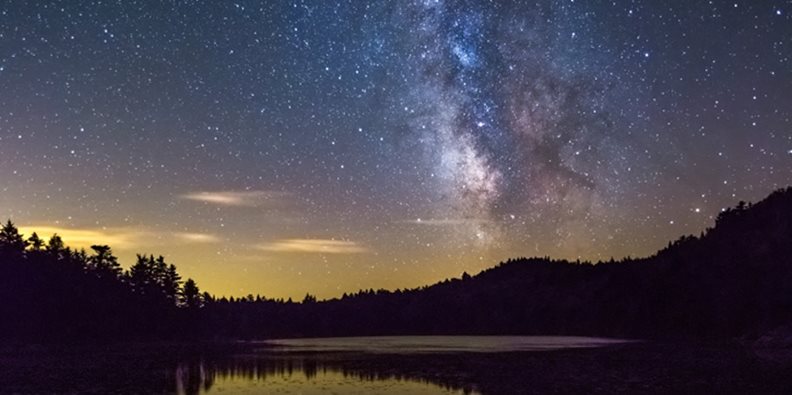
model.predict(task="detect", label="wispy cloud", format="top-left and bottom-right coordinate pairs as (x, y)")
top-left (18, 226), bottom-right (140, 250)
top-left (174, 232), bottom-right (221, 244)
top-left (18, 226), bottom-right (222, 250)
top-left (256, 239), bottom-right (368, 254)
top-left (398, 218), bottom-right (492, 226)
top-left (180, 190), bottom-right (291, 207)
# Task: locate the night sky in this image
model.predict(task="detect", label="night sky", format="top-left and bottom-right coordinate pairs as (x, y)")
top-left (1, 1), bottom-right (791, 299)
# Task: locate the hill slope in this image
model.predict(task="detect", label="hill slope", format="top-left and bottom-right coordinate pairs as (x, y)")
top-left (201, 187), bottom-right (792, 339)
top-left (2, 187), bottom-right (791, 342)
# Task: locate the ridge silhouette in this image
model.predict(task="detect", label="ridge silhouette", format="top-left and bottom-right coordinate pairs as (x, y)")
top-left (1, 187), bottom-right (791, 342)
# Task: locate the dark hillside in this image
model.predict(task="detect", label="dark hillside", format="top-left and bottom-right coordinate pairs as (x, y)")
top-left (2, 187), bottom-right (792, 342)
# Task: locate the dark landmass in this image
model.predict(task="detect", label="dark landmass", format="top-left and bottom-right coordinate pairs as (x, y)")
top-left (197, 186), bottom-right (792, 340)
top-left (1, 187), bottom-right (792, 343)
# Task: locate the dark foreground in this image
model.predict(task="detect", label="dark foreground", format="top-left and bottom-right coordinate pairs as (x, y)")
top-left (1, 340), bottom-right (791, 394)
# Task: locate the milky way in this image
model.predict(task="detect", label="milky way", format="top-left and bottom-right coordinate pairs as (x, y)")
top-left (393, 0), bottom-right (677, 256)
top-left (1, 1), bottom-right (791, 298)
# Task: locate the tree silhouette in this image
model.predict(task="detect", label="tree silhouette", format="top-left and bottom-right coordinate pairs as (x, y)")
top-left (45, 234), bottom-right (68, 260)
top-left (0, 220), bottom-right (28, 257)
top-left (3, 187), bottom-right (792, 343)
top-left (182, 278), bottom-right (202, 308)
top-left (128, 254), bottom-right (153, 294)
top-left (162, 263), bottom-right (182, 301)
top-left (89, 245), bottom-right (122, 278)
top-left (27, 232), bottom-right (44, 252)
top-left (302, 293), bottom-right (317, 304)
top-left (127, 254), bottom-right (181, 300)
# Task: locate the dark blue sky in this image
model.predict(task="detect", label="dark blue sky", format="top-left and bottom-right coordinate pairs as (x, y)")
top-left (1, 0), bottom-right (791, 298)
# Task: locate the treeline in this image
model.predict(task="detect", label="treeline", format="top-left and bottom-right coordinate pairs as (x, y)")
top-left (200, 186), bottom-right (792, 340)
top-left (2, 187), bottom-right (792, 343)
top-left (0, 224), bottom-right (205, 342)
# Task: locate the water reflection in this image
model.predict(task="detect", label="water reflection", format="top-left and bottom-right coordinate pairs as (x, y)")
top-left (169, 336), bottom-right (629, 394)
top-left (264, 336), bottom-right (631, 353)
top-left (173, 356), bottom-right (478, 395)
top-left (3, 337), bottom-right (776, 394)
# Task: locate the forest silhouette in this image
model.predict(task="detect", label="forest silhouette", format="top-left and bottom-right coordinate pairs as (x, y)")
top-left (2, 187), bottom-right (792, 343)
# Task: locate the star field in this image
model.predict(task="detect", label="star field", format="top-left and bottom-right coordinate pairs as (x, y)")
top-left (1, 0), bottom-right (791, 298)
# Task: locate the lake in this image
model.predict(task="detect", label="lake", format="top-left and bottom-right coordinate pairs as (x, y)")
top-left (183, 336), bottom-right (630, 394)
top-left (263, 335), bottom-right (631, 354)
top-left (1, 336), bottom-right (789, 394)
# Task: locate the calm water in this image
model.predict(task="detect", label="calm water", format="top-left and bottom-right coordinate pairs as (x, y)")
top-left (192, 363), bottom-right (473, 395)
top-left (182, 336), bottom-right (629, 394)
top-left (6, 336), bottom-right (707, 395)
top-left (262, 335), bottom-right (631, 354)
top-left (2, 336), bottom-right (783, 393)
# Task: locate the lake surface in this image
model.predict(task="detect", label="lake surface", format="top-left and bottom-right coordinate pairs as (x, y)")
top-left (196, 364), bottom-right (472, 395)
top-left (2, 336), bottom-right (788, 394)
top-left (181, 336), bottom-right (629, 394)
top-left (262, 335), bottom-right (631, 354)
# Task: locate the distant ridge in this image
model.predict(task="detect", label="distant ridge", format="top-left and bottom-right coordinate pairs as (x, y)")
top-left (2, 187), bottom-right (792, 342)
top-left (200, 187), bottom-right (792, 340)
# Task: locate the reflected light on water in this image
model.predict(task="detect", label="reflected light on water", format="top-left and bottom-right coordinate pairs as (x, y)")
top-left (173, 357), bottom-right (479, 395)
top-left (262, 336), bottom-right (633, 354)
top-left (172, 336), bottom-right (632, 394)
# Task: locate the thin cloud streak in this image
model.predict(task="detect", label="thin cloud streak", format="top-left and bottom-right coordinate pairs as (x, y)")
top-left (174, 232), bottom-right (221, 243)
top-left (257, 239), bottom-right (368, 254)
top-left (18, 226), bottom-right (222, 250)
top-left (180, 190), bottom-right (291, 207)
top-left (18, 226), bottom-right (139, 249)
top-left (398, 218), bottom-right (493, 226)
